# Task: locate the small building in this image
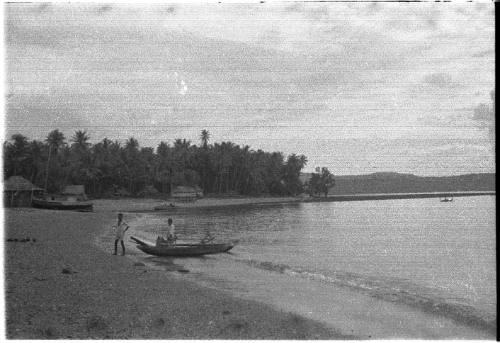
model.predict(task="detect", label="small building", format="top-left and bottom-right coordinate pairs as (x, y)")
top-left (113, 187), bottom-right (131, 197)
top-left (138, 185), bottom-right (161, 198)
top-left (62, 185), bottom-right (88, 201)
top-left (4, 176), bottom-right (44, 207)
top-left (171, 186), bottom-right (203, 202)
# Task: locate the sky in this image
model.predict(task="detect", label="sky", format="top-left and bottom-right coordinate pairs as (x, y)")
top-left (3, 1), bottom-right (495, 176)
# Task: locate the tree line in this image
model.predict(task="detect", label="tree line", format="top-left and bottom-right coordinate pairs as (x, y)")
top-left (3, 129), bottom-right (316, 197)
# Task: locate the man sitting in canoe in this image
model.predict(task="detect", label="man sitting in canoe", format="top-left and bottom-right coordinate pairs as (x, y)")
top-left (156, 218), bottom-right (177, 246)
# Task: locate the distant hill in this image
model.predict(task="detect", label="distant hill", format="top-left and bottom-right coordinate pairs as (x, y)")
top-left (301, 172), bottom-right (496, 195)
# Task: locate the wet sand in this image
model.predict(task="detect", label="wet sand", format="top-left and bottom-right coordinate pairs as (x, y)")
top-left (3, 207), bottom-right (350, 339)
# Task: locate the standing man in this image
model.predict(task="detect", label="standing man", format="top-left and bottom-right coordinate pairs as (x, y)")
top-left (113, 213), bottom-right (129, 255)
top-left (167, 218), bottom-right (176, 242)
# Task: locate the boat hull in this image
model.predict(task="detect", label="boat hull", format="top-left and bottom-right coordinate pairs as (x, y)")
top-left (32, 198), bottom-right (94, 212)
top-left (131, 236), bottom-right (234, 257)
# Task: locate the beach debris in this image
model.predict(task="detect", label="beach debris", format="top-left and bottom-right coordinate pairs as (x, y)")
top-left (61, 267), bottom-right (77, 274)
top-left (222, 310), bottom-right (231, 315)
top-left (42, 326), bottom-right (58, 338)
top-left (220, 319), bottom-right (248, 335)
top-left (6, 237), bottom-right (37, 243)
top-left (153, 317), bottom-right (165, 328)
top-left (176, 269), bottom-right (189, 273)
top-left (86, 315), bottom-right (108, 332)
top-left (134, 262), bottom-right (146, 267)
top-left (34, 277), bottom-right (48, 281)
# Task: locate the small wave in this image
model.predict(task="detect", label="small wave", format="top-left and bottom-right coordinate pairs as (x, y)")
top-left (235, 258), bottom-right (496, 335)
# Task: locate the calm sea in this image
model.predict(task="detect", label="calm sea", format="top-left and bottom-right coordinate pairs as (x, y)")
top-left (122, 196), bottom-right (496, 336)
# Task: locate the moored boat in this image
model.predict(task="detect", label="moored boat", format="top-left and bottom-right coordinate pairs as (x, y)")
top-left (130, 236), bottom-right (234, 257)
top-left (32, 197), bottom-right (94, 212)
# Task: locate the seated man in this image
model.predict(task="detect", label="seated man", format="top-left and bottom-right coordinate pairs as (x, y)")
top-left (156, 218), bottom-right (177, 246)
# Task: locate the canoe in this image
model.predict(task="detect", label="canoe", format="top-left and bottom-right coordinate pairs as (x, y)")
top-left (32, 198), bottom-right (94, 212)
top-left (130, 236), bottom-right (234, 257)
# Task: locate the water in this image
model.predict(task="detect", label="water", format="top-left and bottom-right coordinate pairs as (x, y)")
top-left (120, 196), bottom-right (496, 336)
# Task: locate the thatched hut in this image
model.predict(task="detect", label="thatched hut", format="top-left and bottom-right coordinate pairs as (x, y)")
top-left (171, 186), bottom-right (203, 202)
top-left (138, 185), bottom-right (161, 198)
top-left (113, 187), bottom-right (131, 197)
top-left (4, 176), bottom-right (44, 207)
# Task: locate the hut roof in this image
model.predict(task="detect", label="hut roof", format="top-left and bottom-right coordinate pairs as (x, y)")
top-left (114, 187), bottom-right (131, 196)
top-left (4, 176), bottom-right (43, 191)
top-left (139, 185), bottom-right (160, 195)
top-left (62, 185), bottom-right (86, 195)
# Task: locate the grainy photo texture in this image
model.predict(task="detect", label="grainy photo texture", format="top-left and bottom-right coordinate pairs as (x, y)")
top-left (3, 1), bottom-right (496, 339)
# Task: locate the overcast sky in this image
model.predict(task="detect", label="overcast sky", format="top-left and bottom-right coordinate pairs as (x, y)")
top-left (4, 2), bottom-right (495, 175)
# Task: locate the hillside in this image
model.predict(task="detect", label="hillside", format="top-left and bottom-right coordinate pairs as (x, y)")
top-left (301, 173), bottom-right (496, 195)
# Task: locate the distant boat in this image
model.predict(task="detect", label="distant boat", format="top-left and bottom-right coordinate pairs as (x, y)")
top-left (440, 197), bottom-right (453, 202)
top-left (130, 236), bottom-right (235, 257)
top-left (32, 197), bottom-right (93, 212)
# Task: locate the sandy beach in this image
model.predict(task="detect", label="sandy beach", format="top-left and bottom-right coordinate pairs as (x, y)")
top-left (3, 203), bottom-right (351, 339)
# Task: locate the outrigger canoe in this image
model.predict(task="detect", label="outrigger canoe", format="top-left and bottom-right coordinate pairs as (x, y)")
top-left (130, 236), bottom-right (235, 257)
top-left (32, 198), bottom-right (94, 212)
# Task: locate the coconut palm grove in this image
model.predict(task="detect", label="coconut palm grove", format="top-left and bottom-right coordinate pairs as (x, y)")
top-left (2, 129), bottom-right (329, 197)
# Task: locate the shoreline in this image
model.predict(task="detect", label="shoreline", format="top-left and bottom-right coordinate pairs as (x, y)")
top-left (90, 191), bottom-right (496, 213)
top-left (4, 207), bottom-right (351, 339)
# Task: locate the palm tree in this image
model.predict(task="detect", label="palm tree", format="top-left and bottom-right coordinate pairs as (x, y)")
top-left (200, 129), bottom-right (210, 149)
top-left (46, 129), bottom-right (66, 153)
top-left (198, 130), bottom-right (211, 192)
top-left (6, 134), bottom-right (30, 176)
top-left (69, 130), bottom-right (98, 192)
top-left (122, 137), bottom-right (141, 194)
top-left (71, 130), bottom-right (90, 150)
top-left (44, 129), bottom-right (66, 192)
top-left (29, 140), bottom-right (45, 186)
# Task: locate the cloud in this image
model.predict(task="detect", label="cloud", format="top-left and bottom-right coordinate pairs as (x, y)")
top-left (97, 5), bottom-right (113, 14)
top-left (428, 143), bottom-right (490, 156)
top-left (37, 3), bottom-right (51, 12)
top-left (284, 3), bottom-right (302, 13)
top-left (423, 73), bottom-right (460, 88)
top-left (472, 49), bottom-right (494, 58)
top-left (178, 80), bottom-right (188, 96)
top-left (472, 90), bottom-right (495, 143)
top-left (167, 72), bottom-right (188, 96)
top-left (6, 22), bottom-right (61, 49)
